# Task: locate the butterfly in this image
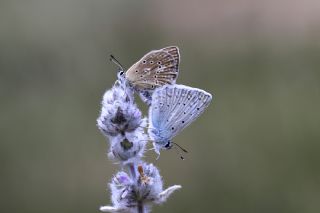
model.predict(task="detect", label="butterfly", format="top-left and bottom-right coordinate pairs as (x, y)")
top-left (148, 84), bottom-right (213, 155)
top-left (111, 46), bottom-right (180, 104)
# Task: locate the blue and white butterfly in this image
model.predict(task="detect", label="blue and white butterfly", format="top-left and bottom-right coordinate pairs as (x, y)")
top-left (148, 84), bottom-right (213, 155)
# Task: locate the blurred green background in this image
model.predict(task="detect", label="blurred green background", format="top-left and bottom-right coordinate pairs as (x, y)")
top-left (1, 0), bottom-right (320, 212)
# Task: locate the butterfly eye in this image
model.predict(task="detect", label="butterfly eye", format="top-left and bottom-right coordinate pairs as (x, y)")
top-left (119, 71), bottom-right (124, 75)
top-left (165, 141), bottom-right (171, 149)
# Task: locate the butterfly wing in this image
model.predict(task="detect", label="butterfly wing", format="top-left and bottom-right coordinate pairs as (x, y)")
top-left (125, 46), bottom-right (180, 90)
top-left (149, 84), bottom-right (213, 143)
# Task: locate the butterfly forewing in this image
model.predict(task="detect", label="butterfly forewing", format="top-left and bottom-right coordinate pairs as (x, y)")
top-left (170, 89), bottom-right (212, 136)
top-left (149, 85), bottom-right (212, 142)
top-left (125, 46), bottom-right (180, 90)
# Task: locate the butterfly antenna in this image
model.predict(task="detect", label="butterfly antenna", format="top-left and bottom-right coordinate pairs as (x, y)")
top-left (172, 146), bottom-right (185, 160)
top-left (110, 54), bottom-right (125, 71)
top-left (172, 142), bottom-right (188, 153)
top-left (172, 142), bottom-right (188, 160)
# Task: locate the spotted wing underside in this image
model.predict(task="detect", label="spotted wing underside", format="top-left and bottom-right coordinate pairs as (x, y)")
top-left (149, 84), bottom-right (212, 141)
top-left (125, 46), bottom-right (180, 90)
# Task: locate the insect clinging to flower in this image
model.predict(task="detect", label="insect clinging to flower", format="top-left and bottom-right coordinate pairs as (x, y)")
top-left (148, 84), bottom-right (213, 155)
top-left (110, 46), bottom-right (180, 104)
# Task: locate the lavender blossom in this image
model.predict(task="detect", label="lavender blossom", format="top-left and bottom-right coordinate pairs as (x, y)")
top-left (97, 66), bottom-right (181, 213)
top-left (100, 163), bottom-right (181, 213)
top-left (97, 80), bottom-right (142, 137)
top-left (108, 126), bottom-right (147, 164)
top-left (97, 80), bottom-right (148, 164)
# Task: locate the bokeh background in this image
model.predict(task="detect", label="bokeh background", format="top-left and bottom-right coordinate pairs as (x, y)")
top-left (1, 0), bottom-right (320, 212)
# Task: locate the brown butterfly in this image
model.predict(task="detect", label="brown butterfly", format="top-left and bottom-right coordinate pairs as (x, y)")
top-left (110, 46), bottom-right (180, 104)
top-left (111, 46), bottom-right (180, 91)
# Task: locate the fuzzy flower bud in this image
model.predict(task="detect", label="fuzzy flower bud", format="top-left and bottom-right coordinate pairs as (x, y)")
top-left (97, 80), bottom-right (143, 137)
top-left (108, 124), bottom-right (148, 164)
top-left (100, 163), bottom-right (181, 213)
top-left (97, 80), bottom-right (148, 163)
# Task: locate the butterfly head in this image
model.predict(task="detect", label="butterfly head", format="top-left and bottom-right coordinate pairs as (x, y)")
top-left (153, 140), bottom-right (172, 154)
top-left (164, 140), bottom-right (173, 149)
top-left (117, 69), bottom-right (125, 82)
top-left (118, 70), bottom-right (124, 76)
top-left (110, 54), bottom-right (126, 80)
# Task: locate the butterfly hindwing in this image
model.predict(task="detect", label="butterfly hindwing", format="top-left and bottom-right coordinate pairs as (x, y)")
top-left (149, 85), bottom-right (212, 143)
top-left (169, 87), bottom-right (212, 136)
top-left (125, 46), bottom-right (180, 90)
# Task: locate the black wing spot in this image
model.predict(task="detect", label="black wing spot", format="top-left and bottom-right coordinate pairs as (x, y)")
top-left (135, 70), bottom-right (138, 73)
top-left (171, 127), bottom-right (174, 130)
top-left (158, 65), bottom-right (162, 68)
top-left (182, 121), bottom-right (185, 123)
top-left (183, 112), bottom-right (186, 114)
top-left (140, 75), bottom-right (143, 78)
top-left (143, 60), bottom-right (146, 64)
top-left (197, 108), bottom-right (200, 110)
top-left (150, 61), bottom-right (154, 64)
top-left (157, 61), bottom-right (161, 64)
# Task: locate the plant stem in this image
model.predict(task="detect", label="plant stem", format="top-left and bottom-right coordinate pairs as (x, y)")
top-left (137, 201), bottom-right (144, 213)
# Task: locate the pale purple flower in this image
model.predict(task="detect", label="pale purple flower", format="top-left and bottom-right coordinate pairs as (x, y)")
top-left (108, 125), bottom-right (148, 164)
top-left (100, 163), bottom-right (181, 213)
top-left (97, 64), bottom-right (184, 213)
top-left (97, 80), bottom-right (143, 138)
